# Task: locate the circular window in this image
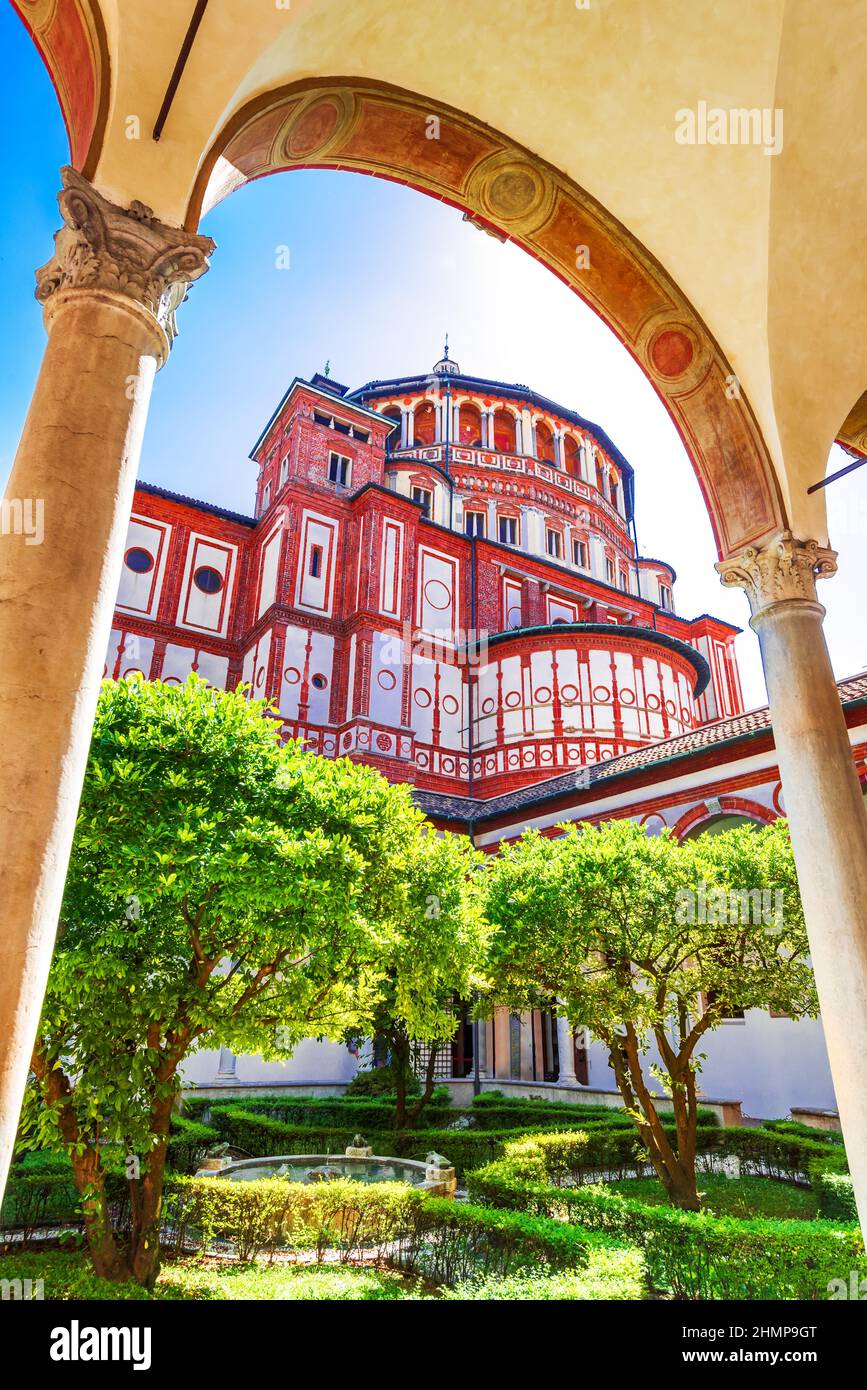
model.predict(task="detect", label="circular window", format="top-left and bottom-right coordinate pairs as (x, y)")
top-left (194, 566), bottom-right (224, 594)
top-left (125, 547), bottom-right (154, 574)
top-left (311, 673), bottom-right (328, 691)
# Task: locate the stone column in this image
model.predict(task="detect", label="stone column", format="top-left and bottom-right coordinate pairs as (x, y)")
top-left (476, 1019), bottom-right (491, 1080)
top-left (0, 167), bottom-right (213, 1197)
top-left (215, 1046), bottom-right (238, 1081)
top-left (556, 1006), bottom-right (578, 1086)
top-left (718, 531), bottom-right (867, 1234)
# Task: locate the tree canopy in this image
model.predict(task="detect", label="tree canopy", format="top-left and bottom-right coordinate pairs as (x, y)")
top-left (481, 817), bottom-right (816, 1209)
top-left (23, 676), bottom-right (486, 1283)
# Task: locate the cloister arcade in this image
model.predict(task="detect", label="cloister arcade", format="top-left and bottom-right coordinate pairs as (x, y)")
top-left (0, 0), bottom-right (865, 1231)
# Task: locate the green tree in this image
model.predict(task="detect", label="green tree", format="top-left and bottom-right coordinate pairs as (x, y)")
top-left (21, 677), bottom-right (484, 1285)
top-left (482, 818), bottom-right (817, 1210)
top-left (347, 830), bottom-right (488, 1128)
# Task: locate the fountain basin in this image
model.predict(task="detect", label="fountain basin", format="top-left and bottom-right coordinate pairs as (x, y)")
top-left (195, 1153), bottom-right (456, 1197)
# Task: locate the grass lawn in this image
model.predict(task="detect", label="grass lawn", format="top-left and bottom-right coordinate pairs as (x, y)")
top-left (0, 1244), bottom-right (646, 1300)
top-left (604, 1173), bottom-right (821, 1220)
top-left (0, 1250), bottom-right (422, 1301)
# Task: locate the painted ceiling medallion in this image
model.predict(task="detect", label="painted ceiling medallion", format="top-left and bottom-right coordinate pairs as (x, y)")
top-left (467, 151), bottom-right (555, 233)
top-left (275, 90), bottom-right (356, 165)
top-left (649, 326), bottom-right (696, 379)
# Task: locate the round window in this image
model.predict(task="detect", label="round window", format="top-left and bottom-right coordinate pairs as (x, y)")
top-left (193, 565), bottom-right (224, 594)
top-left (311, 673), bottom-right (328, 691)
top-left (125, 547), bottom-right (154, 574)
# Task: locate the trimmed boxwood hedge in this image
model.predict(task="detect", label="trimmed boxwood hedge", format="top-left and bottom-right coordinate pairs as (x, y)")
top-left (465, 1129), bottom-right (862, 1300)
top-left (160, 1173), bottom-right (594, 1285)
top-left (197, 1096), bottom-right (455, 1130)
top-left (208, 1106), bottom-right (727, 1181)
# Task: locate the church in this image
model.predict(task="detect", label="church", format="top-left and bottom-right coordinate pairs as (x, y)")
top-left (108, 351), bottom-right (853, 1121)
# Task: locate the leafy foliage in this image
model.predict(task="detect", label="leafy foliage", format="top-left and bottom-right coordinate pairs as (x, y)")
top-left (481, 818), bottom-right (816, 1209)
top-left (20, 677), bottom-right (486, 1284)
top-left (466, 1129), bottom-right (864, 1300)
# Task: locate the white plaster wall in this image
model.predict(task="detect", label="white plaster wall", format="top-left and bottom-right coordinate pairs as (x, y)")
top-left (180, 1039), bottom-right (361, 1088)
top-left (581, 1012), bottom-right (836, 1120)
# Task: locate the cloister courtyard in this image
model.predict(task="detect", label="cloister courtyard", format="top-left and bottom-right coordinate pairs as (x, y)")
top-left (1, 0), bottom-right (866, 1341)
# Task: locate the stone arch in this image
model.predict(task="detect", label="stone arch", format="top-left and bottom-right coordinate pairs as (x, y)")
top-left (458, 402), bottom-right (483, 447)
top-left (413, 400), bottom-right (436, 446)
top-left (535, 419), bottom-right (555, 464)
top-left (379, 405), bottom-right (402, 447)
top-left (11, 0), bottom-right (110, 177)
top-left (185, 77), bottom-right (785, 561)
top-left (673, 797), bottom-right (777, 842)
top-left (492, 408), bottom-right (516, 453)
top-left (563, 432), bottom-right (582, 476)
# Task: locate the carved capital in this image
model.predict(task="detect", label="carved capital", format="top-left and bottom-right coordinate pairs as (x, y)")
top-left (716, 530), bottom-right (837, 616)
top-left (35, 167), bottom-right (215, 351)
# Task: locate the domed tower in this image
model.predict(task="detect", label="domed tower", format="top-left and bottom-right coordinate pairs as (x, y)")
top-left (350, 354), bottom-right (742, 795)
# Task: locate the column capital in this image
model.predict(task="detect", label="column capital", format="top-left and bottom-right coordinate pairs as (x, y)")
top-left (35, 167), bottom-right (215, 360)
top-left (716, 530), bottom-right (837, 619)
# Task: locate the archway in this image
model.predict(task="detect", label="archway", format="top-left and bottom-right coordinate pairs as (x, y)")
top-left (674, 798), bottom-right (777, 842)
top-left (4, 14), bottom-right (867, 1233)
top-left (186, 78), bottom-right (784, 563)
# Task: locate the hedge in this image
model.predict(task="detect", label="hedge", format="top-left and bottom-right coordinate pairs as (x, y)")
top-left (166, 1115), bottom-right (218, 1174)
top-left (208, 1108), bottom-right (532, 1177)
top-left (185, 1095), bottom-right (455, 1131)
top-left (813, 1172), bottom-right (858, 1223)
top-left (465, 1130), bottom-right (864, 1300)
top-left (1, 1171), bottom-right (81, 1244)
top-left (764, 1119), bottom-right (845, 1145)
top-left (161, 1174), bottom-right (593, 1285)
top-left (469, 1094), bottom-right (720, 1131)
top-left (208, 1106), bottom-right (724, 1181)
top-left (183, 1091), bottom-right (666, 1132)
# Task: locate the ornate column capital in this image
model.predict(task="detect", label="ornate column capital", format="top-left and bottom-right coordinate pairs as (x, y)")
top-left (716, 530), bottom-right (837, 619)
top-left (35, 167), bottom-right (215, 359)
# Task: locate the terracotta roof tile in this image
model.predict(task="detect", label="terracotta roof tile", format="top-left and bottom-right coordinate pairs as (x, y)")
top-left (414, 673), bottom-right (867, 825)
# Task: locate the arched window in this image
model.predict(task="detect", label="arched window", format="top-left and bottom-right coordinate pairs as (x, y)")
top-left (683, 813), bottom-right (764, 841)
top-left (563, 433), bottom-right (581, 475)
top-left (414, 401), bottom-right (436, 446)
top-left (380, 407), bottom-right (401, 449)
top-left (492, 409), bottom-right (516, 453)
top-left (595, 460), bottom-right (606, 494)
top-left (535, 420), bottom-right (555, 464)
top-left (610, 475), bottom-right (620, 511)
top-left (458, 403), bottom-right (483, 447)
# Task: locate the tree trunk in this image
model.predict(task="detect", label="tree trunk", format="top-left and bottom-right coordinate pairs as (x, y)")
top-left (607, 1027), bottom-right (701, 1212)
top-left (405, 1042), bottom-right (440, 1129)
top-left (393, 1035), bottom-right (410, 1130)
top-left (69, 1146), bottom-right (130, 1281)
top-left (30, 1045), bottom-right (129, 1280)
top-left (126, 1094), bottom-right (174, 1289)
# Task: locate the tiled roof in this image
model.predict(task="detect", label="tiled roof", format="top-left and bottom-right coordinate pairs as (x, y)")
top-left (414, 672), bottom-right (867, 825)
top-left (137, 481), bottom-right (257, 527)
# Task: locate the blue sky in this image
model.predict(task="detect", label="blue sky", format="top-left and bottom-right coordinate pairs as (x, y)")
top-left (3, 5), bottom-right (865, 712)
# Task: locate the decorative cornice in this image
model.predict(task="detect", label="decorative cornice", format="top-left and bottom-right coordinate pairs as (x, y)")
top-left (716, 530), bottom-right (837, 617)
top-left (35, 167), bottom-right (215, 353)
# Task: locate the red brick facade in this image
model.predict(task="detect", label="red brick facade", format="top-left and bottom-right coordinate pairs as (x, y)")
top-left (108, 363), bottom-right (743, 801)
